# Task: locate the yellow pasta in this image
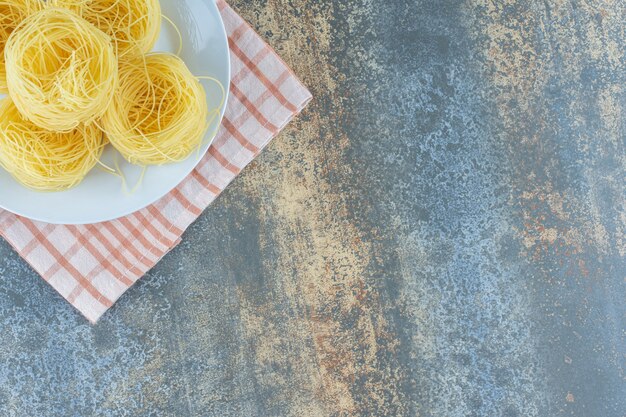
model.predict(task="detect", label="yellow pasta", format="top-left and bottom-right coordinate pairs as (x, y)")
top-left (0, 0), bottom-right (225, 193)
top-left (53, 0), bottom-right (161, 58)
top-left (5, 7), bottom-right (118, 132)
top-left (0, 0), bottom-right (41, 92)
top-left (101, 53), bottom-right (209, 165)
top-left (0, 99), bottom-right (106, 191)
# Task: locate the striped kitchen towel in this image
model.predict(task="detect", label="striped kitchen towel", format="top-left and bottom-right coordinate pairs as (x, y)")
top-left (0, 0), bottom-right (312, 323)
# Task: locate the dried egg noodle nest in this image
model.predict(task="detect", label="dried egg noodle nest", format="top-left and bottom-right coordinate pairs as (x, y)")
top-left (53, 0), bottom-right (161, 58)
top-left (0, 0), bottom-right (41, 92)
top-left (101, 53), bottom-right (209, 165)
top-left (5, 7), bottom-right (118, 132)
top-left (0, 99), bottom-right (105, 191)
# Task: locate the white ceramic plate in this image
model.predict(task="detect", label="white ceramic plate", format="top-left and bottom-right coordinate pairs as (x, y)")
top-left (0, 0), bottom-right (230, 224)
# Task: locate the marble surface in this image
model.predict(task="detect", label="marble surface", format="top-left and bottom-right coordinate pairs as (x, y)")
top-left (0, 0), bottom-right (624, 415)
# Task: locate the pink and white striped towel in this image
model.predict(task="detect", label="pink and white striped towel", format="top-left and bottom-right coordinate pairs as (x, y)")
top-left (0, 0), bottom-right (312, 323)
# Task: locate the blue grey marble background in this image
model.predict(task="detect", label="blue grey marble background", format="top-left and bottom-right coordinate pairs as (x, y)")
top-left (0, 0), bottom-right (624, 415)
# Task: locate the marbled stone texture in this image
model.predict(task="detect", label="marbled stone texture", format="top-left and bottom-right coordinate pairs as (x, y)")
top-left (0, 0), bottom-right (624, 415)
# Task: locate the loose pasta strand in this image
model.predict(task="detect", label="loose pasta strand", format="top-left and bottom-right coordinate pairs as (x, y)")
top-left (194, 75), bottom-right (226, 157)
top-left (161, 14), bottom-right (182, 55)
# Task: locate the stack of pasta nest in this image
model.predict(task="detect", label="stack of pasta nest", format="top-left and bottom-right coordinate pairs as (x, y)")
top-left (0, 0), bottom-right (214, 191)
